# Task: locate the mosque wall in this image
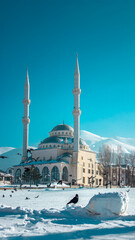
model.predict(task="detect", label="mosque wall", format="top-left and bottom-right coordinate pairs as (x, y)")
top-left (72, 150), bottom-right (103, 187)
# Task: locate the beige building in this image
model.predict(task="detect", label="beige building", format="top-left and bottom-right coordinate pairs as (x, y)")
top-left (14, 56), bottom-right (103, 187)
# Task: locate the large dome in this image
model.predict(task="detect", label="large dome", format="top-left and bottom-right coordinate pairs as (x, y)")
top-left (51, 124), bottom-right (73, 132)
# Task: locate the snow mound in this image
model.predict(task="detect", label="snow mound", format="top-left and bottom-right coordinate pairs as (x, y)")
top-left (86, 192), bottom-right (128, 216)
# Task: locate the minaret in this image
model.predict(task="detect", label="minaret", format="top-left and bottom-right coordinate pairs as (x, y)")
top-left (73, 55), bottom-right (81, 152)
top-left (22, 69), bottom-right (30, 162)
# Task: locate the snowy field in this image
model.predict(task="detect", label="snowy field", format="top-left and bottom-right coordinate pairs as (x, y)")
top-left (0, 187), bottom-right (135, 239)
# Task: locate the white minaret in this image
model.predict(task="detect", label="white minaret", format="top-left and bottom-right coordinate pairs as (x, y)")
top-left (22, 69), bottom-right (30, 162)
top-left (73, 55), bottom-right (81, 152)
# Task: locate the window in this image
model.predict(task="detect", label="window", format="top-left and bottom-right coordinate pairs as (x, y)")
top-left (62, 166), bottom-right (68, 181)
top-left (83, 168), bottom-right (85, 173)
top-left (83, 177), bottom-right (85, 184)
top-left (81, 156), bottom-right (83, 160)
top-left (92, 170), bottom-right (94, 174)
top-left (42, 167), bottom-right (50, 182)
top-left (96, 179), bottom-right (98, 185)
top-left (99, 179), bottom-right (102, 185)
top-left (51, 166), bottom-right (60, 181)
top-left (46, 145), bottom-right (48, 148)
top-left (88, 177), bottom-right (90, 184)
top-left (83, 162), bottom-right (85, 167)
top-left (66, 132), bottom-right (68, 134)
top-left (92, 164), bottom-right (93, 168)
top-left (96, 171), bottom-right (98, 175)
top-left (88, 169), bottom-right (90, 174)
top-left (88, 163), bottom-right (90, 168)
top-left (62, 132), bottom-right (64, 134)
top-left (15, 169), bottom-right (21, 184)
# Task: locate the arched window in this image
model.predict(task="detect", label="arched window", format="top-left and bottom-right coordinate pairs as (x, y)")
top-left (15, 169), bottom-right (21, 184)
top-left (42, 167), bottom-right (50, 182)
top-left (62, 166), bottom-right (68, 181)
top-left (33, 167), bottom-right (41, 184)
top-left (51, 166), bottom-right (59, 181)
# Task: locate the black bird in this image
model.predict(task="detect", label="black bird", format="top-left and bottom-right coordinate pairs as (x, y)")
top-left (24, 167), bottom-right (30, 172)
top-left (4, 188), bottom-right (6, 191)
top-left (10, 195), bottom-right (12, 197)
top-left (11, 191), bottom-right (14, 193)
top-left (35, 195), bottom-right (39, 198)
top-left (67, 194), bottom-right (79, 205)
top-left (25, 197), bottom-right (30, 200)
top-left (0, 156), bottom-right (7, 159)
top-left (2, 195), bottom-right (5, 198)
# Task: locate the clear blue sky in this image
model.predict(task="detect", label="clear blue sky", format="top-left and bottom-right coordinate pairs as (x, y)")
top-left (1, 0), bottom-right (135, 147)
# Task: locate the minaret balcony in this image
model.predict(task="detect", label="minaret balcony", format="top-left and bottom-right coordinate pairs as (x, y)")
top-left (23, 99), bottom-right (31, 104)
top-left (22, 118), bottom-right (30, 124)
top-left (73, 109), bottom-right (81, 116)
top-left (73, 89), bottom-right (81, 95)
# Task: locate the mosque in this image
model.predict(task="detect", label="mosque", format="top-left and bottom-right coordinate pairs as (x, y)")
top-left (14, 57), bottom-right (103, 187)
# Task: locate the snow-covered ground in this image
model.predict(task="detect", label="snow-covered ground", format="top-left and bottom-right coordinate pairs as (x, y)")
top-left (0, 187), bottom-right (135, 239)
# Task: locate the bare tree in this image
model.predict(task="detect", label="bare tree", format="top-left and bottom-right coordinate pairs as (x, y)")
top-left (128, 152), bottom-right (135, 187)
top-left (98, 145), bottom-right (111, 187)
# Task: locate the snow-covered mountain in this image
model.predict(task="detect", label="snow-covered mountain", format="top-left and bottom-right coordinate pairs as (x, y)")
top-left (80, 130), bottom-right (135, 154)
top-left (0, 147), bottom-right (15, 155)
top-left (0, 147), bottom-right (36, 171)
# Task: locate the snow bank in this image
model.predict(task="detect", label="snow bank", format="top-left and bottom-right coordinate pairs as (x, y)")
top-left (86, 192), bottom-right (128, 216)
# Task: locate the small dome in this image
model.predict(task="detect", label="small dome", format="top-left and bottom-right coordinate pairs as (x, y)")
top-left (79, 138), bottom-right (88, 146)
top-left (51, 124), bottom-right (73, 132)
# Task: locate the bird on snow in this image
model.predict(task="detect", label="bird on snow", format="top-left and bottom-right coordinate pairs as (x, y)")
top-left (10, 195), bottom-right (12, 197)
top-left (35, 195), bottom-right (39, 198)
top-left (25, 197), bottom-right (30, 200)
top-left (11, 191), bottom-right (14, 193)
top-left (67, 194), bottom-right (79, 205)
top-left (2, 195), bottom-right (5, 198)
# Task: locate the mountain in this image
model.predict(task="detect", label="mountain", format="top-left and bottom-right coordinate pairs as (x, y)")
top-left (0, 147), bottom-right (15, 155)
top-left (0, 147), bottom-right (36, 171)
top-left (80, 130), bottom-right (135, 154)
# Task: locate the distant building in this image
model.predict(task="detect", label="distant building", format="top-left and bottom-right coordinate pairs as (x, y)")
top-left (14, 56), bottom-right (103, 187)
top-left (103, 164), bottom-right (135, 187)
top-left (0, 170), bottom-right (13, 185)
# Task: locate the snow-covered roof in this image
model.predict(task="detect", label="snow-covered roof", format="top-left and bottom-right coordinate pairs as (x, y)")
top-left (14, 159), bottom-right (69, 167)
